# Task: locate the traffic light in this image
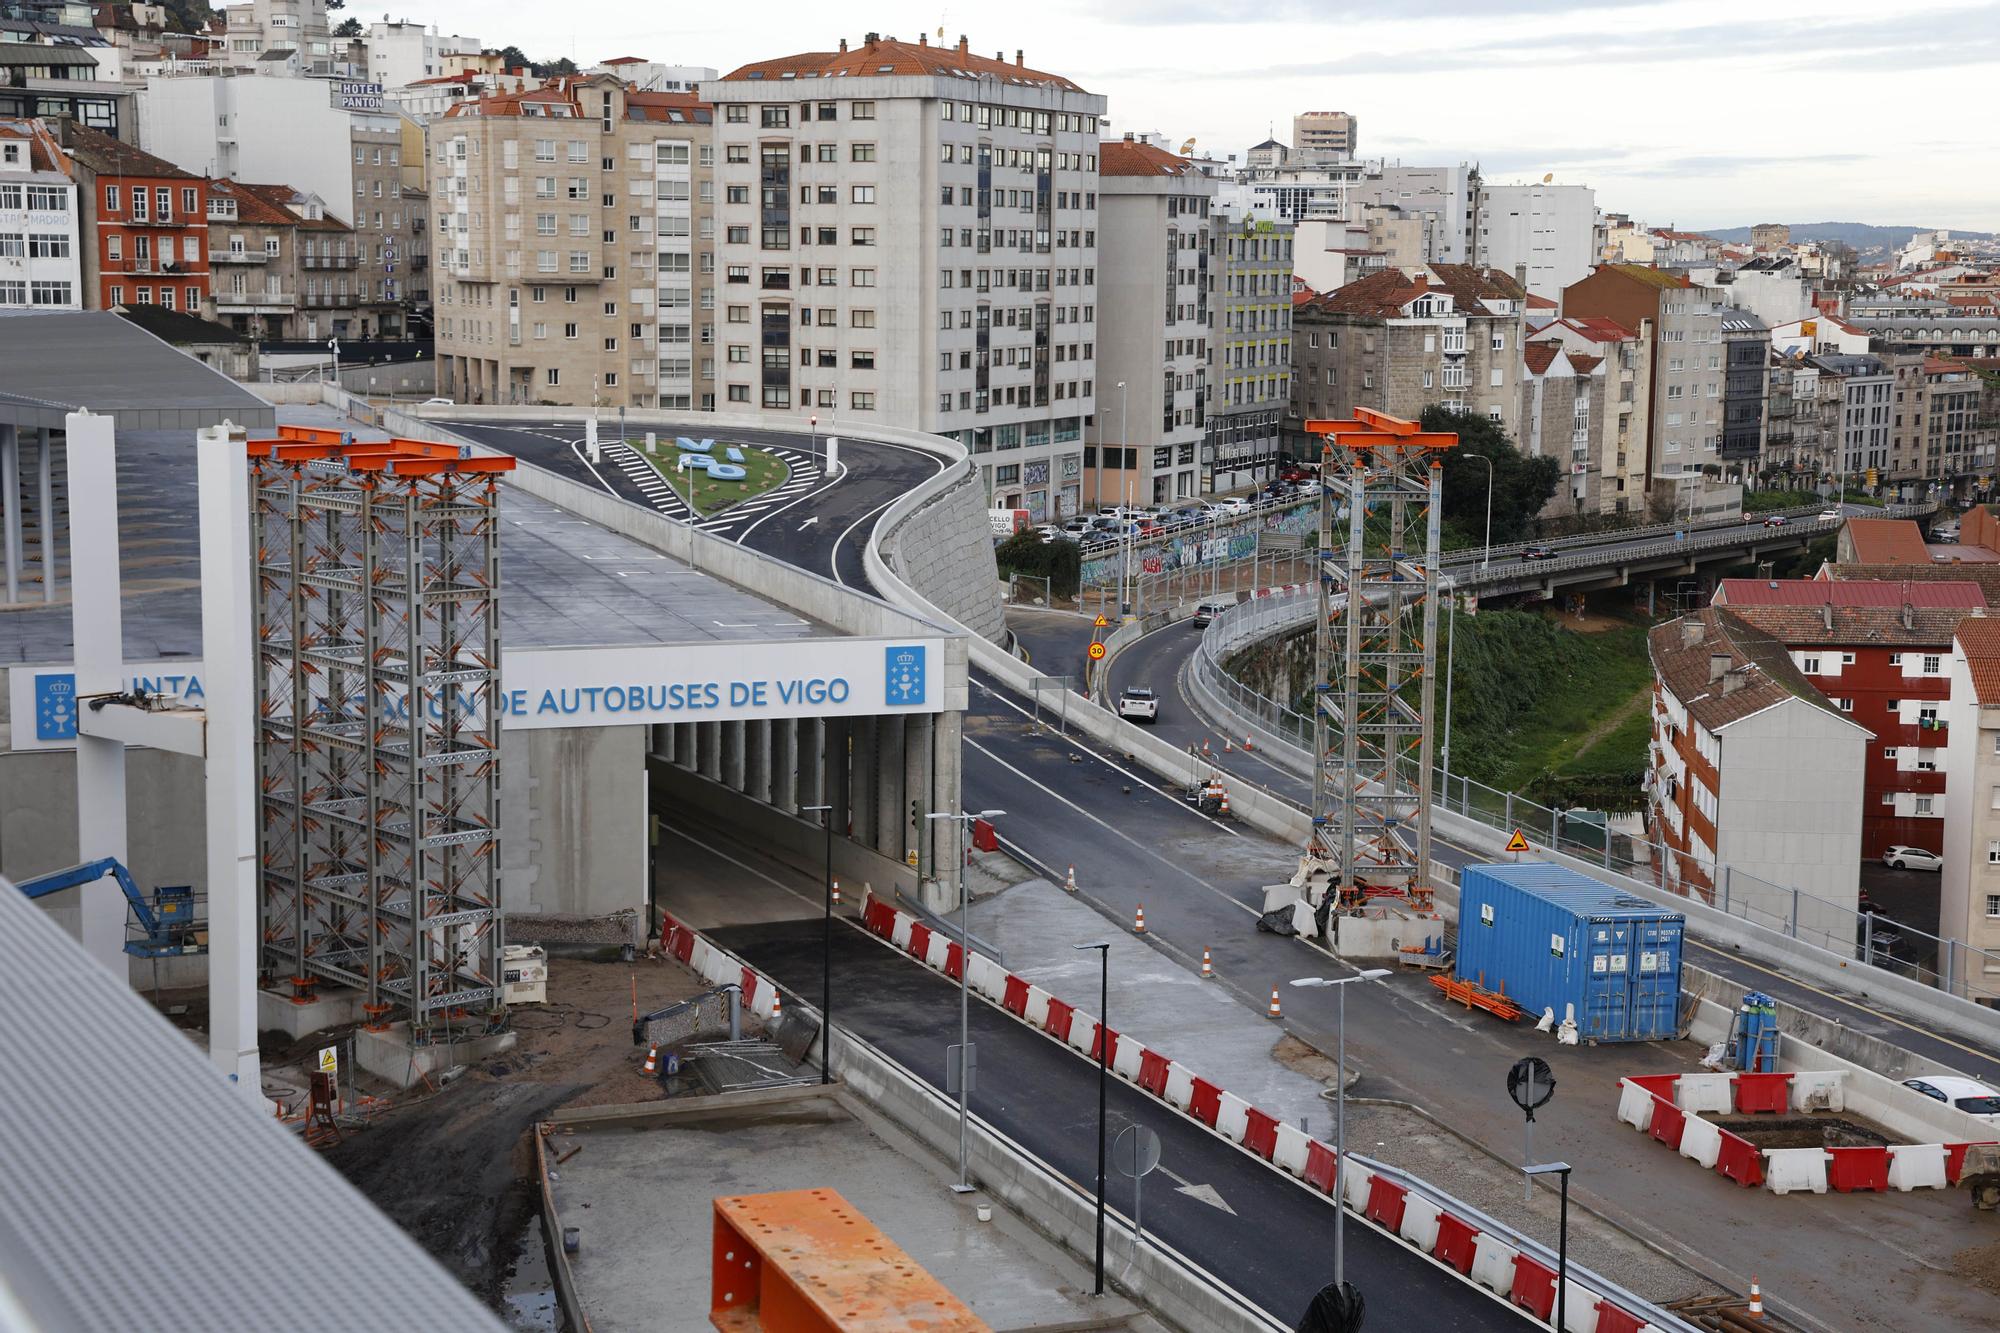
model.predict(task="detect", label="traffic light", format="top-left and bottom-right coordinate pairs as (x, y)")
top-left (911, 799), bottom-right (924, 829)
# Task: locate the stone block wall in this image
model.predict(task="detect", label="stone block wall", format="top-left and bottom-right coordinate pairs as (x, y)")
top-left (882, 470), bottom-right (1006, 645)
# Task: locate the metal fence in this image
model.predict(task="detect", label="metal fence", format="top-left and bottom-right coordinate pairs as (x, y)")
top-left (1190, 589), bottom-right (2000, 1006)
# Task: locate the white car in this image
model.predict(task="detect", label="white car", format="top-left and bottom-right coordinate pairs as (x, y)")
top-left (1213, 496), bottom-right (1254, 515)
top-left (1817, 509), bottom-right (1842, 521)
top-left (1117, 687), bottom-right (1160, 723)
top-left (1882, 844), bottom-right (1944, 872)
top-left (1903, 1074), bottom-right (2000, 1122)
top-left (419, 397), bottom-right (455, 406)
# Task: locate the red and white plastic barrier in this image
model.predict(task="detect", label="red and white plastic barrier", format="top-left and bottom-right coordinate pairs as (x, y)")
top-left (850, 891), bottom-right (1672, 1331)
top-left (1617, 1071), bottom-right (1988, 1197)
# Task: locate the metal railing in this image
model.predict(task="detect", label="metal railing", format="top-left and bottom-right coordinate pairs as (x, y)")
top-left (1188, 588), bottom-right (2000, 1006)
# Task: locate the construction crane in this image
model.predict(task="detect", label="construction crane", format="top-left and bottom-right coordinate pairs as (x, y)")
top-left (15, 858), bottom-right (202, 958)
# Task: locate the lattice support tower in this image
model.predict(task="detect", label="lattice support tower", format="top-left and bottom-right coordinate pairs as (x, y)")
top-left (1302, 409), bottom-right (1456, 914)
top-left (250, 426), bottom-right (516, 1034)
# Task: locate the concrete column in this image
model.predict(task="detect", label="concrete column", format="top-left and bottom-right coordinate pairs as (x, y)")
top-left (674, 722), bottom-right (698, 770)
top-left (650, 722), bottom-right (673, 765)
top-left (875, 714), bottom-right (905, 863)
top-left (769, 718), bottom-right (796, 812)
top-left (849, 716), bottom-right (877, 848)
top-left (196, 421), bottom-right (261, 1093)
top-left (903, 712), bottom-right (934, 879)
top-left (929, 709), bottom-right (963, 913)
top-left (36, 427), bottom-right (55, 602)
top-left (65, 411), bottom-right (129, 975)
top-left (745, 718), bottom-right (772, 804)
top-left (792, 717), bottom-right (819, 812)
top-left (698, 720), bottom-right (722, 782)
top-left (1, 422), bottom-right (19, 604)
top-left (720, 720), bottom-right (746, 793)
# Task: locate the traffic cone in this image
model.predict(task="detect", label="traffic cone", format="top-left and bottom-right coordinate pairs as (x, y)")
top-left (1748, 1277), bottom-right (1763, 1321)
top-left (1201, 948), bottom-right (1214, 979)
top-left (1243, 735), bottom-right (1255, 752)
top-left (831, 878), bottom-right (842, 907)
top-left (1267, 987), bottom-right (1283, 1020)
top-left (1224, 737), bottom-right (1234, 752)
top-left (1202, 738), bottom-right (1212, 756)
top-left (642, 1042), bottom-right (659, 1076)
top-left (1219, 789), bottom-right (1232, 817)
top-left (1064, 864), bottom-right (1078, 893)
top-left (1133, 903), bottom-right (1147, 934)
top-left (770, 991), bottom-right (782, 1021)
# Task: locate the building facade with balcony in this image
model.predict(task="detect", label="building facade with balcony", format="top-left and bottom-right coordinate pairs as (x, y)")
top-left (1205, 206), bottom-right (1291, 493)
top-left (1709, 577), bottom-right (1982, 858)
top-left (707, 34), bottom-right (1107, 520)
top-left (0, 116), bottom-right (79, 308)
top-left (54, 119), bottom-right (207, 313)
top-left (203, 178), bottom-right (351, 338)
top-left (1519, 339), bottom-right (1609, 516)
top-left (1718, 306), bottom-right (1767, 482)
top-left (1888, 354), bottom-right (1996, 497)
top-left (1646, 605), bottom-right (1868, 923)
top-left (1760, 352), bottom-right (1826, 483)
top-left (1942, 615), bottom-right (2000, 995)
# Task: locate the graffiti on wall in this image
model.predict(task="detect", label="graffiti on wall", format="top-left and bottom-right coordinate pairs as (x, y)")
top-left (1079, 502), bottom-right (1317, 587)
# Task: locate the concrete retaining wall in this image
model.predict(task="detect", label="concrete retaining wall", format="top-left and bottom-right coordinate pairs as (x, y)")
top-left (877, 469), bottom-right (1006, 646)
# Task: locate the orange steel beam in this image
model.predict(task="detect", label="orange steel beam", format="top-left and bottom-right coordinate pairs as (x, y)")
top-left (710, 1189), bottom-right (989, 1332)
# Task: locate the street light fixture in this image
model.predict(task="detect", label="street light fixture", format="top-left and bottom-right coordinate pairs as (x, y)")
top-left (1440, 575), bottom-right (1459, 784)
top-left (1525, 1161), bottom-right (1574, 1331)
top-left (1074, 940), bottom-right (1111, 1296)
top-left (1463, 452), bottom-right (1495, 570)
top-left (927, 807), bottom-right (1004, 1192)
top-left (1290, 969), bottom-right (1391, 1296)
top-left (799, 803), bottom-right (835, 1084)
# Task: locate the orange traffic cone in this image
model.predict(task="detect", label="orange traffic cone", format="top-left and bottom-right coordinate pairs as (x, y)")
top-left (1748, 1277), bottom-right (1763, 1321)
top-left (1243, 735), bottom-right (1255, 752)
top-left (1219, 789), bottom-right (1232, 817)
top-left (1064, 864), bottom-right (1078, 893)
top-left (1201, 948), bottom-right (1214, 979)
top-left (1223, 737), bottom-right (1234, 752)
top-left (770, 991), bottom-right (782, 1021)
top-left (1133, 903), bottom-right (1147, 934)
top-left (642, 1042), bottom-right (660, 1075)
top-left (1267, 987), bottom-right (1283, 1020)
top-left (1202, 738), bottom-right (1212, 756)
top-left (831, 878), bottom-right (842, 907)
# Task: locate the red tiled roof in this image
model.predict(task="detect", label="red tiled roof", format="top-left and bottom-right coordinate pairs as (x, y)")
top-left (1826, 562), bottom-right (2000, 608)
top-left (1098, 138), bottom-right (1194, 178)
top-left (55, 120), bottom-right (199, 181)
top-left (626, 90), bottom-right (713, 120)
top-left (1715, 578), bottom-right (1984, 609)
top-left (1567, 315), bottom-right (1637, 343)
top-left (1844, 517), bottom-right (1933, 565)
top-left (1523, 342), bottom-right (1561, 375)
top-left (1307, 264), bottom-right (1525, 319)
top-left (1526, 292), bottom-right (1558, 309)
top-left (1724, 601), bottom-right (1970, 648)
top-left (1958, 616), bottom-right (2000, 707)
top-left (1649, 608), bottom-right (1855, 733)
top-left (722, 35), bottom-right (1083, 92)
top-left (1569, 352), bottom-right (1603, 374)
top-left (211, 180), bottom-right (299, 226)
top-left (598, 56), bottom-right (646, 65)
top-left (0, 118), bottom-right (71, 177)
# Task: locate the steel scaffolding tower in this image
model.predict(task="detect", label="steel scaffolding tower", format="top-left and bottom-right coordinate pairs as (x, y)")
top-left (251, 427), bottom-right (516, 1033)
top-left (1303, 409), bottom-right (1456, 913)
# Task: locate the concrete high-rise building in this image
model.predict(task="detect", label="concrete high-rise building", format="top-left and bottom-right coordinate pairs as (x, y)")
top-left (364, 19), bottom-right (481, 89)
top-left (0, 118), bottom-right (81, 310)
top-left (1091, 135), bottom-right (1212, 506)
top-left (1474, 180), bottom-right (1596, 299)
top-left (218, 0), bottom-right (334, 76)
top-left (1292, 110), bottom-right (1356, 158)
top-left (707, 33), bottom-right (1107, 521)
top-left (1809, 352), bottom-right (1892, 485)
top-left (430, 75), bottom-right (716, 408)
top-left (1718, 307), bottom-right (1768, 481)
top-left (1206, 205), bottom-right (1292, 491)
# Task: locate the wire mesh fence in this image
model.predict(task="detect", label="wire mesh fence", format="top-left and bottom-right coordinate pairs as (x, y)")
top-left (632, 985), bottom-right (742, 1049)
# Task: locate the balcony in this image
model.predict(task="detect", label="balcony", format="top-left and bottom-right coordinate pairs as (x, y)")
top-left (104, 258), bottom-right (193, 276)
top-left (301, 254), bottom-right (358, 270)
top-left (300, 292), bottom-right (358, 309)
top-left (213, 289), bottom-right (294, 307)
top-left (208, 249), bottom-right (267, 265)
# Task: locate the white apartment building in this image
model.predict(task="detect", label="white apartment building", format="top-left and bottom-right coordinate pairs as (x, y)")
top-left (708, 34), bottom-right (1107, 522)
top-left (589, 59), bottom-right (716, 94)
top-left (0, 119), bottom-right (81, 310)
top-left (365, 20), bottom-right (481, 90)
top-left (1291, 110), bottom-right (1356, 158)
top-left (1093, 135), bottom-right (1213, 506)
top-left (1943, 615), bottom-right (2000, 998)
top-left (219, 0), bottom-right (334, 75)
top-left (142, 75), bottom-right (370, 219)
top-left (1474, 181), bottom-right (1596, 299)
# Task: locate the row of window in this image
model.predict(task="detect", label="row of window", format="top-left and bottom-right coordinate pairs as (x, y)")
top-left (0, 233), bottom-right (68, 259)
top-left (103, 284), bottom-right (201, 311)
top-left (0, 184), bottom-right (68, 213)
top-left (102, 185), bottom-right (200, 220)
top-left (725, 101), bottom-right (878, 125)
top-left (0, 279), bottom-right (73, 305)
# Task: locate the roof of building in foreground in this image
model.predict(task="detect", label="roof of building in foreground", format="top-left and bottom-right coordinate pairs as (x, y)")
top-left (0, 879), bottom-right (507, 1331)
top-left (1843, 517), bottom-right (1934, 565)
top-left (1649, 606), bottom-right (1859, 733)
top-left (1306, 263), bottom-right (1527, 319)
top-left (1099, 136), bottom-right (1195, 178)
top-left (1956, 615), bottom-right (2000, 706)
top-left (1825, 560), bottom-right (2000, 607)
top-left (721, 33), bottom-right (1085, 92)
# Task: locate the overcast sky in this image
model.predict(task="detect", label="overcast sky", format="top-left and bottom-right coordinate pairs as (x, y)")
top-left (411, 0), bottom-right (2000, 231)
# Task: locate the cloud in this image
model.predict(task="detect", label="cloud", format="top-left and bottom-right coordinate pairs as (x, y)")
top-left (1094, 0), bottom-right (1658, 23)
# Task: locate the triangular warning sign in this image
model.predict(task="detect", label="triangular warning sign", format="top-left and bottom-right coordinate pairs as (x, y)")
top-left (1506, 829), bottom-right (1531, 853)
top-left (1093, 614), bottom-right (1110, 628)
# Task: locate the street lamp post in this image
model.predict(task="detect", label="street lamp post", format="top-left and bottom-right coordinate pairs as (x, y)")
top-left (1441, 576), bottom-right (1458, 786)
top-left (1291, 969), bottom-right (1391, 1297)
top-left (1074, 940), bottom-right (1111, 1296)
top-left (1525, 1162), bottom-right (1573, 1331)
top-left (799, 803), bottom-right (835, 1084)
top-left (1465, 452), bottom-right (1495, 570)
top-left (927, 807), bottom-right (1004, 1193)
top-left (810, 414), bottom-right (820, 473)
top-left (1117, 380), bottom-right (1132, 618)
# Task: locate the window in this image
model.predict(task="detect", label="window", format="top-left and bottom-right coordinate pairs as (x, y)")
top-left (181, 187), bottom-right (197, 215)
top-left (851, 227), bottom-right (876, 247)
top-left (761, 105), bottom-right (790, 128)
top-left (851, 351), bottom-right (874, 369)
top-left (1883, 747), bottom-right (1899, 760)
top-left (546, 368), bottom-right (561, 386)
top-left (851, 101), bottom-right (875, 120)
top-left (851, 144), bottom-right (876, 162)
top-left (1924, 654), bottom-right (1943, 674)
top-left (1915, 796), bottom-right (1935, 816)
top-left (728, 384), bottom-right (750, 402)
top-left (104, 185), bottom-right (119, 213)
top-left (1836, 698), bottom-right (1854, 713)
top-left (850, 391), bottom-right (875, 410)
top-left (851, 309), bottom-right (875, 328)
top-left (1800, 655), bottom-right (1821, 674)
top-left (1987, 895), bottom-right (2000, 917)
top-left (725, 105), bottom-right (748, 123)
top-left (563, 322), bottom-right (579, 339)
top-left (851, 185), bottom-right (875, 204)
top-left (850, 268), bottom-right (875, 288)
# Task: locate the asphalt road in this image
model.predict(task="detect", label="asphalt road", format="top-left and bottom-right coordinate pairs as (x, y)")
top-left (708, 913), bottom-right (1524, 1330)
top-left (442, 418), bottom-right (944, 589)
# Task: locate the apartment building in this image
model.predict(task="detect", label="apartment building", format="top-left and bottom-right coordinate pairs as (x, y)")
top-left (1761, 352), bottom-right (1825, 482)
top-left (431, 76), bottom-right (715, 408)
top-left (0, 117), bottom-right (79, 309)
top-left (1519, 340), bottom-right (1608, 516)
top-left (365, 20), bottom-right (481, 89)
top-left (1711, 577), bottom-right (1983, 857)
top-left (55, 120), bottom-right (208, 314)
top-left (1718, 307), bottom-right (1767, 481)
top-left (0, 6), bottom-right (135, 143)
top-left (1562, 264), bottom-right (1725, 497)
top-left (1207, 208), bottom-right (1292, 492)
top-left (1532, 315), bottom-right (1652, 513)
top-left (1810, 352), bottom-right (1892, 484)
top-left (348, 117), bottom-right (410, 336)
top-left (1291, 110), bottom-right (1356, 158)
top-left (1473, 181), bottom-right (1596, 299)
top-left (218, 0), bottom-right (336, 76)
top-left (1288, 262), bottom-right (1528, 447)
top-left (1888, 354), bottom-right (1996, 496)
top-left (1646, 606), bottom-right (1867, 927)
top-left (707, 34), bottom-right (1108, 519)
top-left (1091, 135), bottom-right (1211, 506)
top-left (1942, 614), bottom-right (2000, 995)
top-left (204, 179), bottom-right (352, 338)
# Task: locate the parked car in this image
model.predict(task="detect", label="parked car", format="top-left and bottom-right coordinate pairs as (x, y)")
top-left (1904, 1075), bottom-right (2000, 1122)
top-left (1061, 519), bottom-right (1092, 536)
top-left (1763, 515), bottom-right (1788, 528)
top-left (1214, 496), bottom-right (1253, 515)
top-left (1521, 544), bottom-right (1554, 561)
top-left (1192, 600), bottom-right (1233, 627)
top-left (1280, 465), bottom-right (1313, 483)
top-left (1117, 686), bottom-right (1160, 723)
top-left (1882, 845), bottom-right (1944, 872)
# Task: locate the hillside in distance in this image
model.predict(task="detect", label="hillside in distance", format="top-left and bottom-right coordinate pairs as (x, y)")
top-left (1704, 221), bottom-right (1995, 256)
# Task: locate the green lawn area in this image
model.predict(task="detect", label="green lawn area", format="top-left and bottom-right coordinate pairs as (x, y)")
top-left (1743, 487), bottom-right (1882, 512)
top-left (638, 439), bottom-right (790, 515)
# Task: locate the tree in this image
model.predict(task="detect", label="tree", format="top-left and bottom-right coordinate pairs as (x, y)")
top-left (332, 16), bottom-right (360, 37)
top-left (1421, 406), bottom-right (1560, 548)
top-left (537, 56), bottom-right (578, 78)
top-left (497, 45), bottom-right (530, 72)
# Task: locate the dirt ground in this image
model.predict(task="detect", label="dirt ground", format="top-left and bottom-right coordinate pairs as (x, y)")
top-left (313, 951), bottom-right (706, 1312)
top-left (1954, 1238), bottom-right (2000, 1297)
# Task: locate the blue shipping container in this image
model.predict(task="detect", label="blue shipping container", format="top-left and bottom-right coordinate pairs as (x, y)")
top-left (1455, 863), bottom-right (1685, 1043)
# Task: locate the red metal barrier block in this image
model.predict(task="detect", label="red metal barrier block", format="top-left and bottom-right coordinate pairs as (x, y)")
top-left (1734, 1071), bottom-right (1794, 1114)
top-left (862, 900), bottom-right (895, 938)
top-left (1647, 1097), bottom-right (1686, 1151)
top-left (945, 942), bottom-right (965, 980)
top-left (1243, 1107), bottom-right (1280, 1161)
top-left (1715, 1130), bottom-right (1765, 1188)
top-left (1087, 1024), bottom-right (1118, 1063)
top-left (1434, 1213), bottom-right (1481, 1275)
top-left (672, 928), bottom-right (694, 964)
top-left (739, 967), bottom-right (759, 1008)
top-left (1138, 1050), bottom-right (1172, 1097)
top-left (1364, 1176), bottom-right (1408, 1231)
top-left (1510, 1255), bottom-right (1557, 1319)
top-left (1828, 1145), bottom-right (1891, 1193)
top-left (1594, 1301), bottom-right (1648, 1333)
top-left (971, 817), bottom-right (999, 853)
top-left (1044, 997), bottom-right (1076, 1042)
top-left (1627, 1073), bottom-right (1680, 1100)
top-left (1188, 1077), bottom-right (1223, 1127)
top-left (908, 922), bottom-right (933, 959)
top-left (1948, 1142), bottom-right (1999, 1186)
top-left (1304, 1141), bottom-right (1340, 1193)
top-left (1002, 975), bottom-right (1030, 1018)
